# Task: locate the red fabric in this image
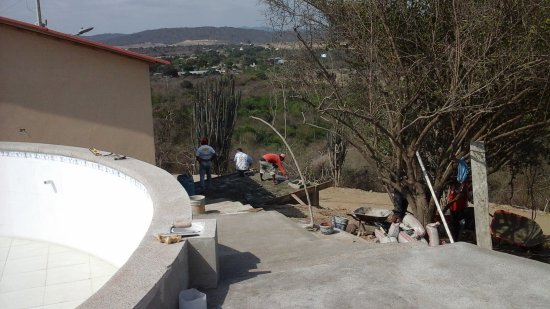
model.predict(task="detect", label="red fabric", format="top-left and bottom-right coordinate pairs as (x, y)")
top-left (448, 184), bottom-right (468, 212)
top-left (262, 153), bottom-right (287, 176)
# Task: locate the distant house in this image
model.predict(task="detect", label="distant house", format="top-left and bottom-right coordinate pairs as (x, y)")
top-left (268, 57), bottom-right (287, 65)
top-left (188, 70), bottom-right (209, 75)
top-left (0, 16), bottom-right (169, 164)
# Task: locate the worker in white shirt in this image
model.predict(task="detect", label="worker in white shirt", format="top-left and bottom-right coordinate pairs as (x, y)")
top-left (234, 148), bottom-right (253, 177)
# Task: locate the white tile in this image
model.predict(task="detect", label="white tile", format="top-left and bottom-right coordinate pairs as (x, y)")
top-left (0, 247), bottom-right (9, 263)
top-left (7, 242), bottom-right (49, 259)
top-left (0, 237), bottom-right (12, 248)
top-left (47, 244), bottom-right (72, 254)
top-left (3, 255), bottom-right (47, 275)
top-left (0, 286), bottom-right (44, 309)
top-left (44, 280), bottom-right (92, 305)
top-left (46, 263), bottom-right (90, 285)
top-left (11, 238), bottom-right (34, 247)
top-left (91, 275), bottom-right (112, 293)
top-left (89, 258), bottom-right (117, 278)
top-left (48, 251), bottom-right (89, 268)
top-left (42, 299), bottom-right (87, 308)
top-left (0, 270), bottom-right (46, 293)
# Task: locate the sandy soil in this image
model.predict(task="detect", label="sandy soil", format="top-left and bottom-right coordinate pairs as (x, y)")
top-left (318, 187), bottom-right (550, 235)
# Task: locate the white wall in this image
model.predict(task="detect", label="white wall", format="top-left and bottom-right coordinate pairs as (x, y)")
top-left (0, 151), bottom-right (153, 267)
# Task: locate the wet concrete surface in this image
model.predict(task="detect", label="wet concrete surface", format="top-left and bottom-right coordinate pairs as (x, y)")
top-left (196, 172), bottom-right (299, 207)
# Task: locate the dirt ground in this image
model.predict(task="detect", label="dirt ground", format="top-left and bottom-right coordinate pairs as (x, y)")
top-left (262, 187), bottom-right (550, 264)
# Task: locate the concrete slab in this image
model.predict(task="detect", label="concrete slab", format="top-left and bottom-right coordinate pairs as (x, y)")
top-left (205, 211), bottom-right (550, 308)
top-left (187, 219), bottom-right (218, 289)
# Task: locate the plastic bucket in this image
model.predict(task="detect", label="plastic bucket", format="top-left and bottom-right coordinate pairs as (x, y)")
top-left (319, 222), bottom-right (334, 235)
top-left (179, 288), bottom-right (206, 309)
top-left (331, 216), bottom-right (349, 231)
top-left (190, 195), bottom-right (206, 215)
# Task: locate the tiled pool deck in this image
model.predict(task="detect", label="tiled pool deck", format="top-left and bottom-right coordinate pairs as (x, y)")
top-left (0, 236), bottom-right (117, 309)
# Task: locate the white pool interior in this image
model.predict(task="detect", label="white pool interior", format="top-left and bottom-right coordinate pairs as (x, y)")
top-left (0, 151), bottom-right (155, 308)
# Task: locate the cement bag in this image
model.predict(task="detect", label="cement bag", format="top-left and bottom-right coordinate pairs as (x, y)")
top-left (388, 223), bottom-right (401, 238)
top-left (426, 222), bottom-right (440, 246)
top-left (374, 228), bottom-right (397, 243)
top-left (398, 231), bottom-right (417, 243)
top-left (401, 214), bottom-right (426, 238)
top-left (374, 228), bottom-right (389, 243)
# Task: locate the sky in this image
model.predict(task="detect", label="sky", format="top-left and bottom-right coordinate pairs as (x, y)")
top-left (0, 0), bottom-right (268, 34)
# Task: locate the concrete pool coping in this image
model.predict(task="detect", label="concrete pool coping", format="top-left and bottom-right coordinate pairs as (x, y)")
top-left (0, 142), bottom-right (195, 308)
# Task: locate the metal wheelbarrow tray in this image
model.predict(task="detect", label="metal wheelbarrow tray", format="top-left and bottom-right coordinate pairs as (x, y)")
top-left (490, 210), bottom-right (545, 249)
top-left (349, 207), bottom-right (392, 226)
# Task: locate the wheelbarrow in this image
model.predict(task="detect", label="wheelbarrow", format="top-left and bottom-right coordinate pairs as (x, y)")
top-left (490, 210), bottom-right (545, 249)
top-left (348, 207), bottom-right (393, 236)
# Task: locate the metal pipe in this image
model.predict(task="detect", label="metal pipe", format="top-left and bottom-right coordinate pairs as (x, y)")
top-left (35, 0), bottom-right (44, 27)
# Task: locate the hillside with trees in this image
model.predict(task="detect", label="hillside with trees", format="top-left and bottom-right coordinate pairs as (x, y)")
top-left (86, 27), bottom-right (295, 46)
top-left (146, 1), bottom-right (549, 223)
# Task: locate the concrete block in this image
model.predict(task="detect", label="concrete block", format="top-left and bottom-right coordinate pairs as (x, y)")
top-left (187, 219), bottom-right (218, 289)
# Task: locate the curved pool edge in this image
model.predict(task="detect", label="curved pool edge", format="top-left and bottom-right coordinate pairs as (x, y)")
top-left (0, 142), bottom-right (192, 308)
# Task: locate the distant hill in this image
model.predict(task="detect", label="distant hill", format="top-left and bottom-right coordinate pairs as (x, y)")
top-left (86, 33), bottom-right (126, 42)
top-left (85, 27), bottom-right (294, 47)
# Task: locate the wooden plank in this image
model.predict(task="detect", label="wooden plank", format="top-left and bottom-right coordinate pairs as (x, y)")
top-left (290, 193), bottom-right (307, 206)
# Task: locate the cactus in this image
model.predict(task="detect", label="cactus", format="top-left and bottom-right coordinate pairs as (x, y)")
top-left (193, 75), bottom-right (241, 174)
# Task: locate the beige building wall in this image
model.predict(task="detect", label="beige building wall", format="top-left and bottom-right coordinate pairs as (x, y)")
top-left (0, 25), bottom-right (156, 163)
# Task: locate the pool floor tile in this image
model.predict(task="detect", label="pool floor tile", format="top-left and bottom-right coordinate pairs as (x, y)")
top-left (0, 286), bottom-right (45, 309)
top-left (0, 270), bottom-right (46, 293)
top-left (0, 237), bottom-right (12, 248)
top-left (0, 237), bottom-right (117, 309)
top-left (3, 255), bottom-right (48, 275)
top-left (43, 279), bottom-right (93, 305)
top-left (7, 242), bottom-right (49, 259)
top-left (48, 251), bottom-right (90, 269)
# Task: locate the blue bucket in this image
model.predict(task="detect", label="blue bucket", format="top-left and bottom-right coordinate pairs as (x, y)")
top-left (177, 174), bottom-right (195, 196)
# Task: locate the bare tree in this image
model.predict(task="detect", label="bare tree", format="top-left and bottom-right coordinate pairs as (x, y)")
top-left (265, 0), bottom-right (550, 224)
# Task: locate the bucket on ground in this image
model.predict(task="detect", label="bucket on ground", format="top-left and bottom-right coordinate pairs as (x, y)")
top-left (179, 288), bottom-right (206, 309)
top-left (190, 195), bottom-right (206, 215)
top-left (331, 216), bottom-right (349, 231)
top-left (319, 222), bottom-right (334, 235)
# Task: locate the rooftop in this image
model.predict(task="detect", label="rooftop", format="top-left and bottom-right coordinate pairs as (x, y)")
top-left (0, 16), bottom-right (170, 65)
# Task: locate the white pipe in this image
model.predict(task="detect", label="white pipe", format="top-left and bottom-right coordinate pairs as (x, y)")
top-left (415, 151), bottom-right (454, 243)
top-left (35, 0), bottom-right (44, 27)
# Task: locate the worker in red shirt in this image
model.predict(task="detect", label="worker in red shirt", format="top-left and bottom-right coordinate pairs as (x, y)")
top-left (443, 180), bottom-right (471, 241)
top-left (259, 153), bottom-right (287, 185)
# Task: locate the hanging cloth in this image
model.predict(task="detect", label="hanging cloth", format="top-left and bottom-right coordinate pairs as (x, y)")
top-left (457, 158), bottom-right (469, 184)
